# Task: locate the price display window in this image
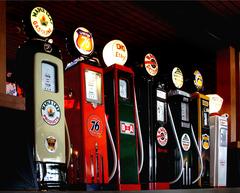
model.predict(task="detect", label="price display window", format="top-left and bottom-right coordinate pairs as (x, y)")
top-left (42, 62), bottom-right (57, 93)
top-left (85, 70), bottom-right (102, 104)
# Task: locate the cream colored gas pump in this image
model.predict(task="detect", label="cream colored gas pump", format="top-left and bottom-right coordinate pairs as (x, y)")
top-left (16, 7), bottom-right (70, 189)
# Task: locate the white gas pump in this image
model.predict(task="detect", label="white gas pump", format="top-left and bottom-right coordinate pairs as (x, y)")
top-left (207, 94), bottom-right (228, 187)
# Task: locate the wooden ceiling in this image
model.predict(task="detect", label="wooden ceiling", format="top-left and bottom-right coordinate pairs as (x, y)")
top-left (5, 1), bottom-right (240, 91)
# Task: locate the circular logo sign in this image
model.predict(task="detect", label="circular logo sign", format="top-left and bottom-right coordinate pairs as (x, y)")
top-left (41, 99), bottom-right (61, 125)
top-left (144, 53), bottom-right (158, 76)
top-left (102, 40), bottom-right (128, 67)
top-left (181, 133), bottom-right (191, 151)
top-left (156, 127), bottom-right (168, 147)
top-left (172, 67), bottom-right (183, 89)
top-left (45, 136), bottom-right (57, 153)
top-left (193, 70), bottom-right (203, 90)
top-left (88, 115), bottom-right (103, 138)
top-left (30, 7), bottom-right (53, 38)
top-left (73, 27), bottom-right (94, 55)
top-left (202, 134), bottom-right (210, 150)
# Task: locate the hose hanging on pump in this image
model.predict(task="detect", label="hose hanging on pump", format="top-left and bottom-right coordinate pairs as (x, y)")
top-left (133, 87), bottom-right (144, 174)
top-left (167, 104), bottom-right (184, 184)
top-left (105, 114), bottom-right (117, 182)
top-left (190, 124), bottom-right (203, 184)
top-left (65, 117), bottom-right (72, 168)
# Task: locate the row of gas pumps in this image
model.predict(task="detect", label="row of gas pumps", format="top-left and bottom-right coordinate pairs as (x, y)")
top-left (14, 6), bottom-right (228, 191)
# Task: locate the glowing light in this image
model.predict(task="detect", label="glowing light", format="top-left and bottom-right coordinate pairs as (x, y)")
top-left (102, 40), bottom-right (128, 67)
top-left (206, 94), bottom-right (223, 114)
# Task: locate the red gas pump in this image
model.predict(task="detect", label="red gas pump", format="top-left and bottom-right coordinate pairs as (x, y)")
top-left (103, 40), bottom-right (144, 191)
top-left (64, 27), bottom-right (117, 190)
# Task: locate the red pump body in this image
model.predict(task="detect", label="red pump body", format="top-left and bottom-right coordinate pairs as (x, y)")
top-left (65, 63), bottom-right (109, 187)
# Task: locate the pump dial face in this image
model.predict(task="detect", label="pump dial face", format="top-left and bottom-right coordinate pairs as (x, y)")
top-left (119, 79), bottom-right (128, 99)
top-left (42, 62), bottom-right (56, 93)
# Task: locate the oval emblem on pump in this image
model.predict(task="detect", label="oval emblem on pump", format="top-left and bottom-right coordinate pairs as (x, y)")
top-left (45, 136), bottom-right (57, 153)
top-left (156, 127), bottom-right (168, 147)
top-left (88, 115), bottom-right (103, 138)
top-left (102, 40), bottom-right (128, 67)
top-left (30, 7), bottom-right (54, 38)
top-left (193, 70), bottom-right (203, 91)
top-left (181, 133), bottom-right (191, 151)
top-left (144, 53), bottom-right (158, 76)
top-left (202, 134), bottom-right (210, 150)
top-left (172, 67), bottom-right (183, 89)
top-left (41, 99), bottom-right (61, 125)
top-left (73, 27), bottom-right (94, 55)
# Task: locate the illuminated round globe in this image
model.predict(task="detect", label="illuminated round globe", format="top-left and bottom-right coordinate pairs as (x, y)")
top-left (206, 94), bottom-right (223, 114)
top-left (193, 70), bottom-right (203, 90)
top-left (102, 40), bottom-right (128, 67)
top-left (172, 67), bottom-right (183, 89)
top-left (73, 27), bottom-right (94, 55)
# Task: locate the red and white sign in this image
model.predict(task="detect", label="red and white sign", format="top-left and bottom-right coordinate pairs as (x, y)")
top-left (31, 7), bottom-right (53, 38)
top-left (144, 53), bottom-right (158, 76)
top-left (102, 40), bottom-right (128, 67)
top-left (120, 121), bottom-right (135, 135)
top-left (181, 133), bottom-right (191, 151)
top-left (156, 127), bottom-right (168, 147)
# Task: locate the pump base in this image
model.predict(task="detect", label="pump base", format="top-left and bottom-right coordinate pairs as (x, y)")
top-left (36, 162), bottom-right (66, 190)
top-left (119, 184), bottom-right (141, 191)
top-left (149, 182), bottom-right (170, 190)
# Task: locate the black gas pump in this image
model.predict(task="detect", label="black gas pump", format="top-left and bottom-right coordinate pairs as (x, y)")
top-left (190, 69), bottom-right (210, 188)
top-left (135, 53), bottom-right (170, 190)
top-left (167, 66), bottom-right (203, 188)
top-left (16, 7), bottom-right (69, 189)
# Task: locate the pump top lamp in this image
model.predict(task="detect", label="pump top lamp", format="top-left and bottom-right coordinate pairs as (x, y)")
top-left (102, 39), bottom-right (128, 67)
top-left (206, 94), bottom-right (223, 115)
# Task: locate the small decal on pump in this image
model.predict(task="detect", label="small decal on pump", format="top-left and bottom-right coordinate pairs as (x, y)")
top-left (41, 99), bottom-right (61, 125)
top-left (144, 53), bottom-right (158, 76)
top-left (45, 136), bottom-right (57, 153)
top-left (202, 134), bottom-right (210, 150)
top-left (88, 115), bottom-right (103, 138)
top-left (156, 127), bottom-right (168, 147)
top-left (120, 121), bottom-right (135, 135)
top-left (181, 133), bottom-right (191, 151)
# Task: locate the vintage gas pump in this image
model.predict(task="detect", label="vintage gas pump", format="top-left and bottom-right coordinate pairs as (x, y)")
top-left (190, 70), bottom-right (210, 187)
top-left (207, 94), bottom-right (228, 187)
top-left (64, 27), bottom-right (117, 190)
top-left (103, 40), bottom-right (144, 191)
top-left (167, 66), bottom-right (203, 188)
top-left (16, 7), bottom-right (69, 189)
top-left (134, 53), bottom-right (170, 190)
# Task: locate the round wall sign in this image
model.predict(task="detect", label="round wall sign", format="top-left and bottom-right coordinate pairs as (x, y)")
top-left (102, 40), bottom-right (128, 67)
top-left (30, 7), bottom-right (54, 38)
top-left (73, 27), bottom-right (94, 55)
top-left (172, 67), bottom-right (184, 89)
top-left (144, 53), bottom-right (158, 76)
top-left (41, 99), bottom-right (61, 126)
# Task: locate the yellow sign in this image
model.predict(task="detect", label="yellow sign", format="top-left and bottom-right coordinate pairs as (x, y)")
top-left (194, 70), bottom-right (203, 90)
top-left (172, 67), bottom-right (183, 89)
